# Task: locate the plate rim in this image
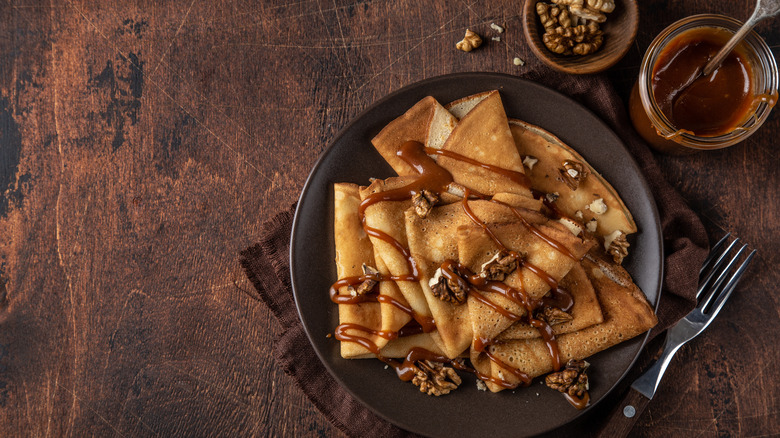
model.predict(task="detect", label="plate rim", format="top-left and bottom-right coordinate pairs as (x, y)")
top-left (290, 72), bottom-right (663, 436)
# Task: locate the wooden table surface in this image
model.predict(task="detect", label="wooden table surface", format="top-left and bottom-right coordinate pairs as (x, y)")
top-left (1, 1), bottom-right (778, 436)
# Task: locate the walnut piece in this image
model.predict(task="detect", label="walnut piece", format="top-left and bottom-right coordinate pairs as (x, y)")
top-left (537, 3), bottom-right (572, 31)
top-left (559, 159), bottom-right (590, 191)
top-left (604, 230), bottom-right (629, 264)
top-left (412, 360), bottom-right (463, 396)
top-left (587, 0), bottom-right (615, 13)
top-left (348, 264), bottom-right (380, 296)
top-left (522, 155), bottom-right (539, 170)
top-left (543, 23), bottom-right (603, 56)
top-left (429, 267), bottom-right (469, 305)
top-left (538, 1), bottom-right (608, 56)
top-left (536, 306), bottom-right (574, 325)
top-left (480, 250), bottom-right (520, 281)
top-left (412, 189), bottom-right (439, 218)
top-left (545, 359), bottom-right (590, 398)
top-left (586, 218), bottom-right (598, 233)
top-left (552, 0), bottom-right (607, 22)
top-left (490, 23), bottom-right (505, 33)
top-left (456, 29), bottom-right (482, 52)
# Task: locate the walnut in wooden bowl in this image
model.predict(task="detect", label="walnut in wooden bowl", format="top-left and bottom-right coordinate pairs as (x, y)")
top-left (523, 0), bottom-right (638, 74)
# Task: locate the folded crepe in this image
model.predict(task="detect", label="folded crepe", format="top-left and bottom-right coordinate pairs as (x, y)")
top-left (372, 96), bottom-right (457, 176)
top-left (496, 262), bottom-right (604, 341)
top-left (456, 211), bottom-right (595, 345)
top-left (334, 183), bottom-right (410, 357)
top-left (436, 91), bottom-right (531, 197)
top-left (404, 200), bottom-right (521, 359)
top-left (508, 119), bottom-right (637, 238)
top-left (358, 178), bottom-right (434, 326)
top-left (480, 255), bottom-right (657, 392)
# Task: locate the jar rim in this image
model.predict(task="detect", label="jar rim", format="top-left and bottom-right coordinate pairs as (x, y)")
top-left (637, 14), bottom-right (778, 150)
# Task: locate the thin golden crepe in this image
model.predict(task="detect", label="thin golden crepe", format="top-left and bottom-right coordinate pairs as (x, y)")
top-left (436, 91), bottom-right (531, 197)
top-left (371, 96), bottom-right (457, 176)
top-left (456, 214), bottom-right (595, 344)
top-left (496, 262), bottom-right (603, 341)
top-left (508, 119), bottom-right (637, 238)
top-left (479, 256), bottom-right (657, 392)
top-left (334, 183), bottom-right (410, 357)
top-left (404, 200), bottom-right (521, 359)
top-left (358, 178), bottom-right (434, 326)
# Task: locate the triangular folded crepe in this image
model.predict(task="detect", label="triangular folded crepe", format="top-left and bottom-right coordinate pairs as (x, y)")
top-left (456, 211), bottom-right (595, 345)
top-left (371, 96), bottom-right (458, 176)
top-left (481, 256), bottom-right (657, 391)
top-left (359, 178), bottom-right (435, 327)
top-left (496, 262), bottom-right (604, 341)
top-left (436, 91), bottom-right (531, 197)
top-left (404, 200), bottom-right (520, 359)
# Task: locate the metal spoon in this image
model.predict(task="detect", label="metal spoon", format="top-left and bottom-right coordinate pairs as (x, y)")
top-left (702, 0), bottom-right (780, 76)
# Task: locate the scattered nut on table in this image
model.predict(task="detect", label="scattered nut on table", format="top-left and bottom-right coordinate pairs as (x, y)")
top-left (456, 29), bottom-right (482, 52)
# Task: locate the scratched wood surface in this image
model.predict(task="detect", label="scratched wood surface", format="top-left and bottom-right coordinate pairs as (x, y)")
top-left (0, 0), bottom-right (777, 437)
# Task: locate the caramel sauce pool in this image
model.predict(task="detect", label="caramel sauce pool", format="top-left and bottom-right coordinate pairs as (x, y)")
top-left (652, 27), bottom-right (754, 137)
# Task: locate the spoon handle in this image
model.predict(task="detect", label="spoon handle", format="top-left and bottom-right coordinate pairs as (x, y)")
top-left (702, 0), bottom-right (780, 76)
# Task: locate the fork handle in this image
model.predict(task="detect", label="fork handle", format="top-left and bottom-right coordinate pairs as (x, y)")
top-left (594, 387), bottom-right (650, 438)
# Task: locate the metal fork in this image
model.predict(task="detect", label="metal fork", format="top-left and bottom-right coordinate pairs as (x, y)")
top-left (597, 233), bottom-right (757, 437)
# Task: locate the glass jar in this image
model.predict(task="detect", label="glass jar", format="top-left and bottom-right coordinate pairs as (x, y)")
top-left (629, 14), bottom-right (778, 154)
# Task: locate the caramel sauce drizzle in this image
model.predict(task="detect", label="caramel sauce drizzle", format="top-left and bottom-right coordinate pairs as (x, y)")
top-left (424, 146), bottom-right (531, 189)
top-left (564, 392), bottom-right (590, 410)
top-left (332, 140), bottom-right (582, 390)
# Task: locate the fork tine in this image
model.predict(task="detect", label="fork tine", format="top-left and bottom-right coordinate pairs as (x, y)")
top-left (699, 244), bottom-right (749, 311)
top-left (697, 238), bottom-right (741, 300)
top-left (702, 249), bottom-right (756, 319)
top-left (699, 233), bottom-right (732, 276)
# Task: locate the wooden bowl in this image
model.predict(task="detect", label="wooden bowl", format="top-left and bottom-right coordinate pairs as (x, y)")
top-left (523, 0), bottom-right (639, 75)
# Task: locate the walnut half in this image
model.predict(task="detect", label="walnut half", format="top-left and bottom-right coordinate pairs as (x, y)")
top-left (480, 250), bottom-right (520, 281)
top-left (348, 264), bottom-right (380, 296)
top-left (429, 266), bottom-right (469, 305)
top-left (412, 360), bottom-right (463, 396)
top-left (560, 159), bottom-right (589, 191)
top-left (545, 359), bottom-right (590, 398)
top-left (412, 189), bottom-right (439, 218)
top-left (604, 230), bottom-right (629, 264)
top-left (536, 306), bottom-right (574, 325)
top-left (456, 29), bottom-right (482, 52)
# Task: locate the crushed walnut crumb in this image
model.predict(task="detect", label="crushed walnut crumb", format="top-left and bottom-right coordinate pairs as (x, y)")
top-left (523, 155), bottom-right (538, 170)
top-left (587, 198), bottom-right (608, 215)
top-left (491, 23), bottom-right (505, 33)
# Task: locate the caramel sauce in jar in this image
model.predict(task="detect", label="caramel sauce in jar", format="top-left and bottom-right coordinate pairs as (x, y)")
top-left (629, 15), bottom-right (778, 154)
top-left (652, 27), bottom-right (754, 137)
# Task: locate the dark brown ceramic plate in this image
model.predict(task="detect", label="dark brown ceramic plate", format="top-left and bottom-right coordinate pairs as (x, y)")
top-left (290, 73), bottom-right (662, 437)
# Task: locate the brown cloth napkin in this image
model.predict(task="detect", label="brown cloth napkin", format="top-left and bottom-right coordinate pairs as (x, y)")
top-left (240, 71), bottom-right (709, 437)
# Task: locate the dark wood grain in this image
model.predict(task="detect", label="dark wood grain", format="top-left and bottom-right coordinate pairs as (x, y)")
top-left (0, 1), bottom-right (777, 437)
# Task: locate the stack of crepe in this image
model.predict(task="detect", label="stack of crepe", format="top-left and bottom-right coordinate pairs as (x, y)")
top-left (332, 91), bottom-right (657, 393)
